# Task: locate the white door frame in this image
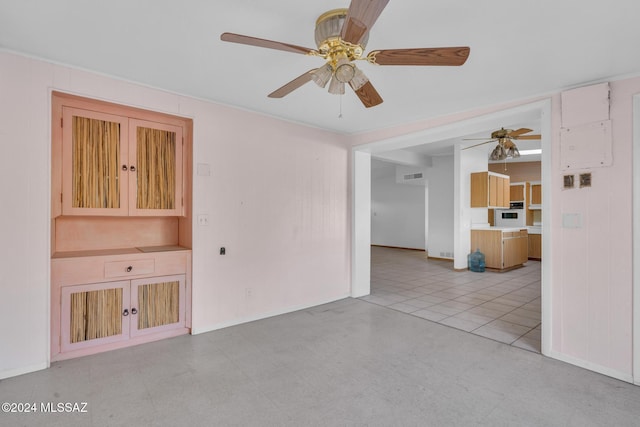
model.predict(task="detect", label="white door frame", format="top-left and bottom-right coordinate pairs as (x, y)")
top-left (632, 94), bottom-right (640, 385)
top-left (351, 99), bottom-right (552, 356)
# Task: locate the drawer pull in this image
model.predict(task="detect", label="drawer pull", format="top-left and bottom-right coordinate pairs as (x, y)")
top-left (126, 266), bottom-right (133, 272)
top-left (131, 308), bottom-right (138, 315)
top-left (123, 309), bottom-right (129, 316)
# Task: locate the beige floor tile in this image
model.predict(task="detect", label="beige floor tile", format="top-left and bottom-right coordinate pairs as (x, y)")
top-left (439, 316), bottom-right (484, 332)
top-left (499, 313), bottom-right (541, 328)
top-left (368, 246), bottom-right (541, 352)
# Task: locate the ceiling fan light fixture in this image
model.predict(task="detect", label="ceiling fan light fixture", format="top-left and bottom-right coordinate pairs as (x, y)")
top-left (334, 57), bottom-right (356, 83)
top-left (349, 66), bottom-right (369, 91)
top-left (328, 74), bottom-right (345, 95)
top-left (490, 145), bottom-right (506, 161)
top-left (311, 63), bottom-right (333, 88)
top-left (506, 145), bottom-right (520, 158)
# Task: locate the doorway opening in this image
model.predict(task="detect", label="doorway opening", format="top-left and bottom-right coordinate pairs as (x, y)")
top-left (352, 99), bottom-right (552, 355)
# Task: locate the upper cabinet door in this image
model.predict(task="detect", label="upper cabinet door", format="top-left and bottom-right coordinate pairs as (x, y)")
top-left (62, 107), bottom-right (129, 216)
top-left (61, 108), bottom-right (184, 217)
top-left (128, 119), bottom-right (184, 216)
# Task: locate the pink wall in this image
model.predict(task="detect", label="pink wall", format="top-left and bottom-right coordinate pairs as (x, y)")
top-left (0, 51), bottom-right (351, 378)
top-left (549, 78), bottom-right (637, 377)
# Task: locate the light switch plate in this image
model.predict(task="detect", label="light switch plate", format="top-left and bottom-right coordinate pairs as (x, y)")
top-left (197, 214), bottom-right (209, 226)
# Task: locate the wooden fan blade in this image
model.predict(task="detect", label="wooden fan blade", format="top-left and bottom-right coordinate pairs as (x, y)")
top-left (341, 0), bottom-right (390, 45)
top-left (462, 140), bottom-right (496, 150)
top-left (352, 80), bottom-right (383, 108)
top-left (508, 128), bottom-right (533, 137)
top-left (221, 32), bottom-right (316, 55)
top-left (369, 47), bottom-right (470, 66)
top-left (268, 70), bottom-right (315, 98)
top-left (513, 134), bottom-right (541, 140)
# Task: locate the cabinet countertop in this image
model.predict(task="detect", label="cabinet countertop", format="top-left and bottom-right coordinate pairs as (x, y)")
top-left (52, 245), bottom-right (191, 259)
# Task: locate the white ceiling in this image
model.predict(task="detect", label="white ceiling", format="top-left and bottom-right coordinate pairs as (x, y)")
top-left (1, 1), bottom-right (639, 135)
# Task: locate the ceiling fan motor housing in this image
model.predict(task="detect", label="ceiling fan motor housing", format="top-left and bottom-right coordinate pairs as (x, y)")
top-left (315, 9), bottom-right (367, 68)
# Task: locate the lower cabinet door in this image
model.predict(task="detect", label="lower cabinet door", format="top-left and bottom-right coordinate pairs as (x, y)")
top-left (61, 281), bottom-right (131, 352)
top-left (130, 274), bottom-right (185, 337)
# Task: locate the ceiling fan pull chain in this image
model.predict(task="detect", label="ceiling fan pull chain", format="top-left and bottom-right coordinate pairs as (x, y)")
top-left (338, 94), bottom-right (343, 119)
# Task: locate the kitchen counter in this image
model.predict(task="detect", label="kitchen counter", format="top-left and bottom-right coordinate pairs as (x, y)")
top-left (470, 227), bottom-right (528, 271)
top-left (471, 225), bottom-right (527, 232)
top-left (527, 226), bottom-right (542, 235)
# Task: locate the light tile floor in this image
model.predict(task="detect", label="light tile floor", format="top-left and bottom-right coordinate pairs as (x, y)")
top-left (361, 246), bottom-right (541, 352)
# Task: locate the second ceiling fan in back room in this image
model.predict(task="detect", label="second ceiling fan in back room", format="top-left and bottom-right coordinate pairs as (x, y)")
top-left (463, 128), bottom-right (541, 161)
top-left (220, 0), bottom-right (471, 108)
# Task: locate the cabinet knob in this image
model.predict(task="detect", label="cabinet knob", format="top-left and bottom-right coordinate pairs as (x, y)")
top-left (129, 165), bottom-right (136, 172)
top-left (126, 266), bottom-right (133, 272)
top-left (131, 308), bottom-right (138, 315)
top-left (122, 165), bottom-right (128, 171)
top-left (123, 309), bottom-right (129, 316)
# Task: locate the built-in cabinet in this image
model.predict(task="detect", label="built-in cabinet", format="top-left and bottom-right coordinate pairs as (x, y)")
top-left (52, 250), bottom-right (189, 360)
top-left (51, 92), bottom-right (193, 361)
top-left (471, 228), bottom-right (528, 270)
top-left (470, 171), bottom-right (510, 208)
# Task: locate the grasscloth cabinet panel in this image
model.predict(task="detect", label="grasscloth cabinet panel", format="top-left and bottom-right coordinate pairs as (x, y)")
top-left (60, 275), bottom-right (185, 353)
top-left (62, 108), bottom-right (129, 216)
top-left (61, 281), bottom-right (130, 352)
top-left (130, 119), bottom-right (183, 216)
top-left (60, 108), bottom-right (184, 216)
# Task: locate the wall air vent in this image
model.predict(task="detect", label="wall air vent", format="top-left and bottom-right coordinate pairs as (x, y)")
top-left (403, 173), bottom-right (424, 180)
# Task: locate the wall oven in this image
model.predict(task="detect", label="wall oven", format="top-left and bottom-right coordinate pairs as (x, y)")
top-left (494, 209), bottom-right (526, 227)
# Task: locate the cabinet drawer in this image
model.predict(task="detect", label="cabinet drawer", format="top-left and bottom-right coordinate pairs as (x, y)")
top-left (503, 232), bottom-right (516, 238)
top-left (105, 259), bottom-right (155, 278)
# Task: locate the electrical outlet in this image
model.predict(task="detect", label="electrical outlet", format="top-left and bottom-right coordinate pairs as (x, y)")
top-left (197, 214), bottom-right (209, 226)
top-left (245, 288), bottom-right (252, 298)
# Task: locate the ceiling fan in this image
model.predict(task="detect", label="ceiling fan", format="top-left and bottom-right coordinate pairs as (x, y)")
top-left (220, 0), bottom-right (470, 108)
top-left (463, 128), bottom-right (541, 161)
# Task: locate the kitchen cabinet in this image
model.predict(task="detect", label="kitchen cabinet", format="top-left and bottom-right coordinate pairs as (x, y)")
top-left (529, 181), bottom-right (542, 206)
top-left (470, 228), bottom-right (528, 270)
top-left (51, 248), bottom-right (190, 361)
top-left (528, 233), bottom-right (542, 260)
top-left (470, 171), bottom-right (510, 208)
top-left (510, 182), bottom-right (525, 202)
top-left (60, 107), bottom-right (184, 217)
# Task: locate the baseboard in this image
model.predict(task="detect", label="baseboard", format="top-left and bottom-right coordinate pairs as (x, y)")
top-left (427, 256), bottom-right (453, 262)
top-left (0, 362), bottom-right (48, 380)
top-left (191, 293), bottom-right (351, 335)
top-left (547, 349), bottom-right (634, 384)
top-left (371, 245), bottom-right (425, 251)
